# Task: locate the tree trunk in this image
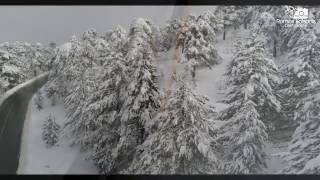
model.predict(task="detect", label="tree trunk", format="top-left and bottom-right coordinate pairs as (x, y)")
top-left (192, 66), bottom-right (196, 81)
top-left (223, 24), bottom-right (226, 41)
top-left (137, 121), bottom-right (145, 145)
top-left (138, 127), bottom-right (145, 144)
top-left (273, 39), bottom-right (277, 58)
top-left (310, 49), bottom-right (312, 58)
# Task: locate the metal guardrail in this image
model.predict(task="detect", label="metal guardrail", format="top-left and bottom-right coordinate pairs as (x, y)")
top-left (0, 73), bottom-right (49, 174)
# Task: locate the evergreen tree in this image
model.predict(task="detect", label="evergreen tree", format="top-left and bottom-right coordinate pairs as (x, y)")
top-left (99, 26), bottom-right (127, 66)
top-left (279, 24), bottom-right (316, 53)
top-left (125, 78), bottom-right (219, 174)
top-left (55, 34), bottom-right (99, 147)
top-left (158, 18), bottom-right (184, 52)
top-left (105, 26), bottom-right (128, 52)
top-left (0, 48), bottom-right (26, 92)
top-left (278, 6), bottom-right (316, 53)
top-left (219, 101), bottom-right (268, 174)
top-left (219, 35), bottom-right (281, 174)
top-left (0, 49), bottom-right (11, 94)
top-left (214, 6), bottom-right (240, 40)
top-left (63, 71), bottom-right (92, 145)
top-left (280, 28), bottom-right (320, 174)
top-left (81, 29), bottom-right (99, 66)
top-left (279, 26), bottom-right (320, 126)
top-left (251, 12), bottom-right (280, 57)
top-left (42, 114), bottom-right (60, 147)
top-left (48, 35), bottom-right (84, 99)
top-left (113, 18), bottom-right (161, 172)
top-left (0, 41), bottom-right (46, 79)
top-left (80, 52), bottom-right (128, 173)
top-left (249, 6), bottom-right (288, 24)
top-left (281, 86), bottom-right (320, 174)
top-left (0, 40), bottom-right (51, 91)
top-left (240, 6), bottom-right (254, 29)
top-left (181, 13), bottom-right (222, 82)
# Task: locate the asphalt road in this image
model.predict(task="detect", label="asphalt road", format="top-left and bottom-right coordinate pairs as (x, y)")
top-left (0, 73), bottom-right (48, 174)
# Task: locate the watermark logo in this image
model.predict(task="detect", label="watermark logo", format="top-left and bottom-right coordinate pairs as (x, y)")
top-left (277, 6), bottom-right (317, 27)
top-left (293, 7), bottom-right (309, 19)
top-left (285, 6), bottom-right (308, 19)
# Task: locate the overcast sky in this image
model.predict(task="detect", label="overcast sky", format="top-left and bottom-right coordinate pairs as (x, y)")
top-left (0, 6), bottom-right (216, 46)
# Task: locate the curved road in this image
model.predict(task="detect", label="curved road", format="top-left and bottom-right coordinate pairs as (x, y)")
top-left (0, 73), bottom-right (48, 174)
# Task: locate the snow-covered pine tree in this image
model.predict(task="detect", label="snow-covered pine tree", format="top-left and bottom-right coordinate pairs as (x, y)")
top-left (219, 100), bottom-right (268, 174)
top-left (62, 35), bottom-right (85, 78)
top-left (181, 13), bottom-right (222, 82)
top-left (0, 41), bottom-right (44, 79)
top-left (64, 27), bottom-right (126, 146)
top-left (42, 114), bottom-right (60, 147)
top-left (235, 6), bottom-right (278, 31)
top-left (158, 18), bottom-right (183, 52)
top-left (2, 31), bottom-right (92, 98)
top-left (79, 52), bottom-right (128, 173)
top-left (0, 49), bottom-right (12, 93)
top-left (113, 18), bottom-right (161, 172)
top-left (238, 6), bottom-right (254, 29)
top-left (53, 34), bottom-right (99, 147)
top-left (60, 27), bottom-right (128, 173)
top-left (239, 5), bottom-right (289, 41)
top-left (48, 35), bottom-right (84, 99)
top-left (280, 26), bottom-right (304, 53)
top-left (279, 28), bottom-right (320, 174)
top-left (222, 35), bottom-right (281, 131)
top-left (45, 42), bottom-right (58, 71)
top-left (125, 77), bottom-right (219, 174)
top-left (99, 26), bottom-right (127, 66)
top-left (32, 42), bottom-right (49, 74)
top-left (279, 26), bottom-right (320, 126)
top-left (81, 29), bottom-right (99, 66)
top-left (310, 6), bottom-right (320, 20)
top-left (251, 12), bottom-right (280, 57)
top-left (81, 28), bottom-right (118, 68)
top-left (0, 49), bottom-right (10, 94)
top-left (249, 6), bottom-right (287, 24)
top-left (280, 85), bottom-right (320, 174)
top-left (276, 25), bottom-right (319, 132)
top-left (105, 26), bottom-right (127, 54)
top-left (219, 35), bottom-right (281, 174)
top-left (278, 6), bottom-right (316, 53)
top-left (197, 11), bottom-right (224, 34)
top-left (64, 72), bottom-right (98, 147)
top-left (0, 47), bottom-right (26, 92)
top-left (63, 73), bottom-right (91, 143)
top-left (215, 6), bottom-right (240, 40)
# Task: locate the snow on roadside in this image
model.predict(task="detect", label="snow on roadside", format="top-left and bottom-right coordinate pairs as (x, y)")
top-left (18, 87), bottom-right (98, 174)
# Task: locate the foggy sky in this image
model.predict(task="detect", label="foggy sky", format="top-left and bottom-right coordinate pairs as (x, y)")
top-left (0, 6), bottom-right (216, 46)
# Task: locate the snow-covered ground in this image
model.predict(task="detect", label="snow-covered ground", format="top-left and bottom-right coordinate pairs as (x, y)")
top-left (265, 141), bottom-right (289, 174)
top-left (17, 88), bottom-right (98, 174)
top-left (196, 27), bottom-right (250, 112)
